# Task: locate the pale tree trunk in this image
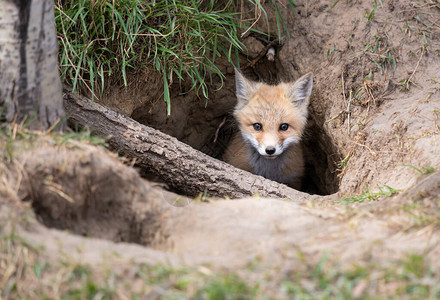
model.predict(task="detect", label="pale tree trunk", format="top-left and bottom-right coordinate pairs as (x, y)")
top-left (0, 0), bottom-right (64, 130)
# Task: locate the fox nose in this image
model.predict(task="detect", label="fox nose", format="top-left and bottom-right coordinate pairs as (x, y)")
top-left (265, 147), bottom-right (276, 155)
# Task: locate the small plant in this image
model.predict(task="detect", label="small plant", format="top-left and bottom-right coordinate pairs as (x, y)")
top-left (194, 274), bottom-right (257, 300)
top-left (398, 78), bottom-right (412, 91)
top-left (337, 185), bottom-right (398, 204)
top-left (331, 0), bottom-right (340, 8)
top-left (337, 155), bottom-right (350, 169)
top-left (194, 189), bottom-right (210, 202)
top-left (403, 254), bottom-right (426, 279)
top-left (282, 253), bottom-right (440, 299)
top-left (0, 121), bottom-right (108, 164)
top-left (398, 47), bottom-right (426, 91)
top-left (364, 34), bottom-right (398, 75)
top-left (0, 122), bottom-right (40, 162)
top-left (399, 164), bottom-right (436, 175)
top-left (54, 129), bottom-right (108, 147)
top-left (327, 45), bottom-right (339, 59)
top-left (365, 0), bottom-right (379, 22)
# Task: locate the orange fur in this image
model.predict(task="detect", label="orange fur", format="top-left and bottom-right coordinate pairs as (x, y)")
top-left (223, 70), bottom-right (313, 190)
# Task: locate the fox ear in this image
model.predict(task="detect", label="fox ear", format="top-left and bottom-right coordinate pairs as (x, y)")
top-left (288, 73), bottom-right (313, 105)
top-left (235, 68), bottom-right (254, 102)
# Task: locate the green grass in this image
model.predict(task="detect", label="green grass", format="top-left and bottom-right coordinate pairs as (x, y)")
top-left (0, 121), bottom-right (107, 163)
top-left (337, 155), bottom-right (350, 169)
top-left (402, 196), bottom-right (440, 228)
top-left (194, 274), bottom-right (257, 300)
top-left (364, 33), bottom-right (397, 75)
top-left (54, 129), bottom-right (108, 147)
top-left (55, 0), bottom-right (295, 115)
top-left (365, 0), bottom-right (378, 22)
top-left (337, 185), bottom-right (398, 204)
top-left (0, 122), bottom-right (40, 162)
top-left (281, 253), bottom-right (440, 299)
top-left (3, 224), bottom-right (439, 300)
top-left (399, 164), bottom-right (436, 176)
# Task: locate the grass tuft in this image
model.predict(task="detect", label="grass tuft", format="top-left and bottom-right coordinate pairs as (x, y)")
top-left (0, 121), bottom-right (107, 164)
top-left (194, 274), bottom-right (257, 299)
top-left (55, 0), bottom-right (294, 115)
top-left (337, 184), bottom-right (398, 204)
top-left (281, 253), bottom-right (440, 299)
top-left (400, 164), bottom-right (436, 176)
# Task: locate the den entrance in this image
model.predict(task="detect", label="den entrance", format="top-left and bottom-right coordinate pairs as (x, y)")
top-left (127, 59), bottom-right (341, 196)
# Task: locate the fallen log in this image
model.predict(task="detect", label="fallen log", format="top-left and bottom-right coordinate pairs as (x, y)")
top-left (63, 89), bottom-right (315, 201)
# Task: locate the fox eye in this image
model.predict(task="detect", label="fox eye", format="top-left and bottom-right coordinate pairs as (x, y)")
top-left (279, 123), bottom-right (289, 131)
top-left (253, 123), bottom-right (263, 131)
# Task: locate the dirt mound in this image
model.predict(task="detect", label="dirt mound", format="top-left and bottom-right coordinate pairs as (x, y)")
top-left (298, 0), bottom-right (440, 194)
top-left (2, 136), bottom-right (440, 297)
top-left (4, 136), bottom-right (440, 265)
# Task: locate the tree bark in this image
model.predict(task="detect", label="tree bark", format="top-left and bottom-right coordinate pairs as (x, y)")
top-left (64, 89), bottom-right (315, 201)
top-left (0, 0), bottom-right (64, 130)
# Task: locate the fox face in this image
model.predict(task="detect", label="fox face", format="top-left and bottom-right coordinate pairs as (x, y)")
top-left (233, 70), bottom-right (313, 159)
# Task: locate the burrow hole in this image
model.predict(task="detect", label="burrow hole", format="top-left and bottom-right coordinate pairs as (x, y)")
top-left (133, 63), bottom-right (341, 196)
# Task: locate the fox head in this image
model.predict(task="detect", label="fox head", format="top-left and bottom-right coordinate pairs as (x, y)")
top-left (233, 69), bottom-right (313, 159)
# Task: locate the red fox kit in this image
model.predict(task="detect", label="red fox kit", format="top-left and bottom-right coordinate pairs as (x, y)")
top-left (223, 69), bottom-right (313, 189)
